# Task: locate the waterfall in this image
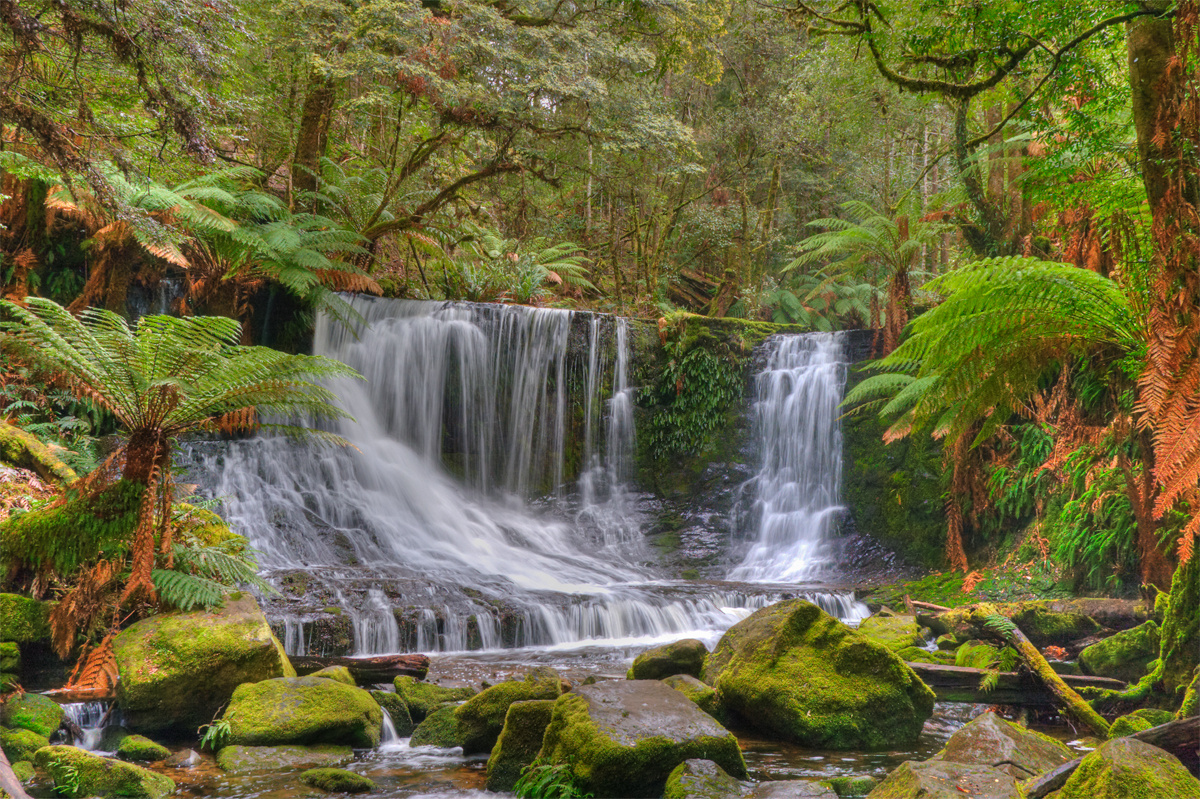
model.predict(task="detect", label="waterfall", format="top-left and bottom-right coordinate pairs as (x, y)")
top-left (729, 333), bottom-right (847, 583)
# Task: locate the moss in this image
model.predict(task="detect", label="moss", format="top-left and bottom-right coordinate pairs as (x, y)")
top-left (393, 676), bottom-right (475, 722)
top-left (1178, 668), bottom-right (1198, 719)
top-left (115, 734), bottom-right (170, 762)
top-left (310, 665), bottom-right (356, 685)
top-left (824, 775), bottom-right (877, 797)
top-left (10, 760), bottom-right (33, 784)
top-left (1157, 556), bottom-right (1199, 694)
top-left (627, 639), bottom-right (707, 680)
top-left (34, 745), bottom-right (176, 799)
top-left (661, 674), bottom-right (721, 718)
top-left (409, 704), bottom-right (462, 748)
top-left (221, 675), bottom-right (383, 748)
top-left (486, 699), bottom-right (556, 792)
top-left (454, 667), bottom-right (562, 754)
top-left (662, 758), bottom-right (744, 799)
top-left (866, 760), bottom-right (1020, 799)
top-left (856, 615), bottom-right (924, 652)
top-left (299, 767), bottom-right (375, 794)
top-left (215, 744), bottom-right (354, 774)
top-left (173, 503), bottom-right (246, 551)
top-left (0, 594), bottom-right (50, 644)
top-left (0, 726), bottom-right (49, 763)
top-left (1, 693), bottom-right (63, 737)
top-left (895, 646), bottom-right (956, 666)
top-left (371, 690), bottom-right (414, 736)
top-left (701, 600), bottom-right (935, 750)
top-left (1057, 737), bottom-right (1200, 799)
top-left (0, 422), bottom-right (78, 484)
top-left (1107, 713), bottom-right (1152, 738)
top-left (0, 643), bottom-right (19, 673)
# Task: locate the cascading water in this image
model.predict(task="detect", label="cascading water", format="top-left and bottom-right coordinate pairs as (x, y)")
top-left (730, 333), bottom-right (848, 583)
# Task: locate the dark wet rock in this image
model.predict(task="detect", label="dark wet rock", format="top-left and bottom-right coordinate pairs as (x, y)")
top-left (486, 699), bottom-right (556, 792)
top-left (662, 674), bottom-right (720, 717)
top-left (371, 690), bottom-right (415, 736)
top-left (300, 767), bottom-right (375, 794)
top-left (409, 704), bottom-right (462, 748)
top-left (114, 593), bottom-right (294, 735)
top-left (164, 749), bottom-right (202, 768)
top-left (864, 760), bottom-right (1021, 799)
top-left (221, 675), bottom-right (383, 748)
top-left (116, 734), bottom-right (170, 762)
top-left (663, 758), bottom-right (744, 799)
top-left (393, 675), bottom-right (475, 722)
top-left (930, 711), bottom-right (1071, 779)
top-left (856, 615), bottom-right (924, 652)
top-left (215, 743), bottom-right (354, 773)
top-left (538, 679), bottom-right (747, 798)
top-left (1079, 621), bottom-right (1160, 683)
top-left (627, 639), bottom-right (708, 680)
top-left (1054, 737), bottom-right (1200, 799)
top-left (455, 666), bottom-right (563, 754)
top-left (0, 692), bottom-right (62, 737)
top-left (35, 745), bottom-right (175, 799)
top-left (702, 599), bottom-right (934, 749)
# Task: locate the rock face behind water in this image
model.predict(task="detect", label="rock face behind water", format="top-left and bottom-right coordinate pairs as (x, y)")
top-left (1054, 737), bottom-right (1200, 799)
top-left (702, 600), bottom-right (934, 749)
top-left (627, 639), bottom-right (708, 680)
top-left (538, 679), bottom-right (747, 798)
top-left (114, 593), bottom-right (294, 735)
top-left (865, 760), bottom-right (1021, 799)
top-left (221, 675), bottom-right (383, 748)
top-left (931, 712), bottom-right (1072, 780)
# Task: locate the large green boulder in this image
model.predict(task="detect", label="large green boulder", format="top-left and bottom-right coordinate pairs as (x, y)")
top-left (1055, 737), bottom-right (1200, 799)
top-left (1107, 708), bottom-right (1174, 739)
top-left (1080, 622), bottom-right (1160, 683)
top-left (309, 665), bottom-right (356, 685)
top-left (864, 760), bottom-right (1020, 799)
top-left (0, 594), bottom-right (50, 643)
top-left (930, 711), bottom-right (1071, 780)
top-left (34, 745), bottom-right (175, 799)
top-left (409, 704), bottom-right (462, 748)
top-left (455, 667), bottom-right (563, 754)
top-left (114, 593), bottom-right (295, 734)
top-left (857, 615), bottom-right (924, 652)
top-left (627, 639), bottom-right (708, 680)
top-left (537, 679), bottom-right (747, 798)
top-left (701, 600), bottom-right (935, 749)
top-left (0, 726), bottom-right (49, 763)
top-left (300, 767), bottom-right (375, 794)
top-left (221, 675), bottom-right (383, 748)
top-left (393, 675), bottom-right (475, 722)
top-left (486, 699), bottom-right (556, 792)
top-left (216, 743), bottom-right (354, 773)
top-left (371, 690), bottom-right (414, 737)
top-left (1, 693), bottom-right (63, 737)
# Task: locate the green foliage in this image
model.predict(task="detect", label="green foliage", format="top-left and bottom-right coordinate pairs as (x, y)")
top-left (48, 759), bottom-right (81, 798)
top-left (198, 719), bottom-right (232, 752)
top-left (644, 341), bottom-right (743, 457)
top-left (767, 273), bottom-right (878, 330)
top-left (514, 762), bottom-right (593, 799)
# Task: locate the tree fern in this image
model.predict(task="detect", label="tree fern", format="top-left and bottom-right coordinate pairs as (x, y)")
top-left (150, 570), bottom-right (228, 611)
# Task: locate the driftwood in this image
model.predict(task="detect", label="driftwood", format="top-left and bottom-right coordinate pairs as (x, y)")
top-left (43, 685), bottom-right (116, 703)
top-left (906, 662), bottom-right (1125, 706)
top-left (910, 599), bottom-right (952, 612)
top-left (291, 653), bottom-right (430, 684)
top-left (1025, 717), bottom-right (1199, 798)
top-left (0, 744), bottom-right (33, 799)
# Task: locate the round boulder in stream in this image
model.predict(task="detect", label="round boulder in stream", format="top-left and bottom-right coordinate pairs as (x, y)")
top-left (221, 675), bottom-right (383, 748)
top-left (929, 711), bottom-right (1071, 780)
top-left (627, 639), bottom-right (708, 680)
top-left (701, 599), bottom-right (935, 749)
top-left (537, 679), bottom-right (747, 798)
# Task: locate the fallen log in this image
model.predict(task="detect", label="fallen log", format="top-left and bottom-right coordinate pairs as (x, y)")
top-left (291, 653), bottom-right (430, 684)
top-left (43, 685), bottom-right (117, 704)
top-left (906, 662), bottom-right (1125, 706)
top-left (1024, 717), bottom-right (1199, 798)
top-left (0, 745), bottom-right (32, 799)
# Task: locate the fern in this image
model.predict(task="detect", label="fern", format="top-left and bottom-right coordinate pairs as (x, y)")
top-left (150, 569), bottom-right (228, 611)
top-left (982, 614), bottom-right (1018, 639)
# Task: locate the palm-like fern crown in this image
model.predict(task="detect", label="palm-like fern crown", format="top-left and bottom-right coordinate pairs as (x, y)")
top-left (785, 200), bottom-right (948, 278)
top-left (0, 298), bottom-right (359, 443)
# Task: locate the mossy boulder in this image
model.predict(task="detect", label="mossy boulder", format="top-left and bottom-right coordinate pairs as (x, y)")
top-left (393, 675), bottom-right (475, 722)
top-left (663, 758), bottom-right (743, 799)
top-left (115, 734), bottom-right (170, 762)
top-left (824, 775), bottom-right (877, 797)
top-left (409, 704), bottom-right (462, 748)
top-left (310, 665), bottom-right (356, 685)
top-left (1080, 621), bottom-right (1160, 683)
top-left (34, 745), bottom-right (175, 799)
top-left (930, 712), bottom-right (1071, 779)
top-left (114, 593), bottom-right (295, 735)
top-left (1179, 668), bottom-right (1198, 719)
top-left (747, 782), bottom-right (837, 798)
top-left (1, 692), bottom-right (63, 737)
top-left (701, 600), bottom-right (935, 750)
top-left (537, 679), bottom-right (747, 798)
top-left (486, 699), bottom-right (556, 792)
top-left (454, 667), bottom-right (562, 754)
top-left (371, 690), bottom-right (414, 737)
top-left (1158, 555), bottom-right (1199, 694)
top-left (627, 639), bottom-right (708, 680)
top-left (1107, 708), bottom-right (1175, 739)
top-left (857, 615), bottom-right (924, 652)
top-left (0, 642), bottom-right (19, 672)
top-left (863, 760), bottom-right (1020, 799)
top-left (896, 646), bottom-right (956, 666)
top-left (221, 675), bottom-right (383, 748)
top-left (215, 743), bottom-right (354, 773)
top-left (1, 726), bottom-right (49, 763)
top-left (299, 767), bottom-right (375, 794)
top-left (662, 674), bottom-right (720, 718)
top-left (0, 421), bottom-right (78, 484)
top-left (1054, 737), bottom-right (1200, 799)
top-left (0, 594), bottom-right (50, 643)
top-left (11, 759), bottom-right (33, 783)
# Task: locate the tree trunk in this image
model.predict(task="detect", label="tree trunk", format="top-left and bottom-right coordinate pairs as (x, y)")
top-left (1128, 7), bottom-right (1178, 211)
top-left (291, 70), bottom-right (337, 208)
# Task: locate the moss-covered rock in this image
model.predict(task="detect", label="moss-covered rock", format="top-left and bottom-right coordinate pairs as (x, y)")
top-left (537, 679), bottom-right (747, 798)
top-left (393, 675), bottom-right (475, 722)
top-left (856, 615), bottom-right (924, 652)
top-left (1179, 667), bottom-right (1198, 719)
top-left (10, 759), bottom-right (33, 783)
top-left (824, 775), bottom-right (877, 797)
top-left (663, 758), bottom-right (743, 799)
top-left (1080, 622), bottom-right (1160, 683)
top-left (0, 642), bottom-right (19, 672)
top-left (486, 699), bottom-right (556, 792)
top-left (1, 692), bottom-right (63, 737)
top-left (310, 665), bottom-right (355, 685)
top-left (1107, 708), bottom-right (1174, 738)
top-left (454, 667), bottom-right (563, 754)
top-left (895, 646), bottom-right (956, 666)
top-left (114, 593), bottom-right (295, 735)
top-left (0, 726), bottom-right (48, 763)
top-left (662, 674), bottom-right (720, 718)
top-left (34, 744), bottom-right (175, 799)
top-left (930, 712), bottom-right (1071, 779)
top-left (921, 600), bottom-right (1129, 648)
top-left (1055, 737), bottom-right (1200, 799)
top-left (371, 690), bottom-right (414, 737)
top-left (115, 734), bottom-right (170, 762)
top-left (627, 639), bottom-right (708, 680)
top-left (701, 600), bottom-right (935, 750)
top-left (215, 743), bottom-right (354, 773)
top-left (0, 421), bottom-right (78, 484)
top-left (1157, 556), bottom-right (1199, 695)
top-left (863, 760), bottom-right (1021, 799)
top-left (409, 704), bottom-right (462, 748)
top-left (0, 594), bottom-right (50, 644)
top-left (747, 781), bottom-right (837, 798)
top-left (299, 767), bottom-right (375, 794)
top-left (221, 675), bottom-right (383, 748)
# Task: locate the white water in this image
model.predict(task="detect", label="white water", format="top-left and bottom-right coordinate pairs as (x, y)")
top-left (62, 701), bottom-right (112, 750)
top-left (730, 333), bottom-right (847, 583)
